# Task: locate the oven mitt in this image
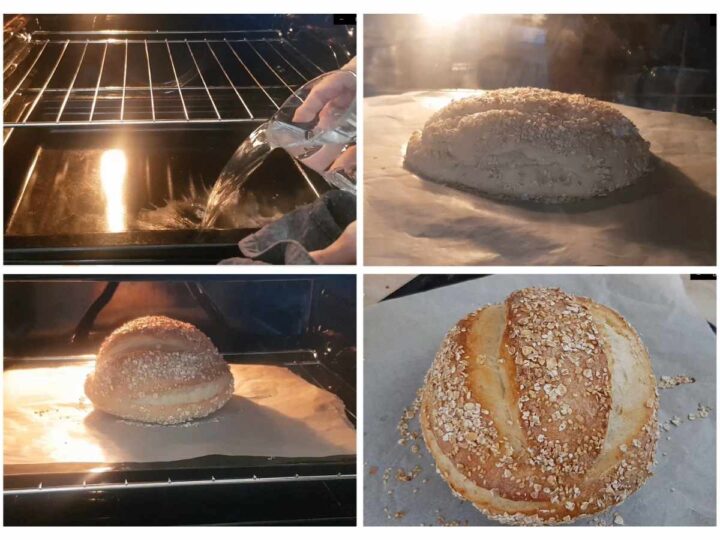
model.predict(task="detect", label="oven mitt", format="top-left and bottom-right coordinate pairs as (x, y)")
top-left (219, 190), bottom-right (356, 265)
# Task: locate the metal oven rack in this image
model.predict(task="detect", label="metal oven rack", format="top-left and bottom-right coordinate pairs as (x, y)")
top-left (4, 29), bottom-right (326, 127)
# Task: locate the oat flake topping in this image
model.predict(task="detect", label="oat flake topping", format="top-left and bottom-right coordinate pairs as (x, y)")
top-left (421, 287), bottom-right (658, 524)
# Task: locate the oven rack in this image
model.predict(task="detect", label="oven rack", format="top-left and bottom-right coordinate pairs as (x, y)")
top-left (5, 472), bottom-right (356, 496)
top-left (3, 31), bottom-right (326, 127)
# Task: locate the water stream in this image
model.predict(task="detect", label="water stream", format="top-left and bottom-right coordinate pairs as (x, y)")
top-left (138, 77), bottom-right (355, 231)
top-left (199, 121), bottom-right (274, 230)
top-left (136, 121), bottom-right (281, 232)
top-left (198, 117), bottom-right (333, 230)
top-left (139, 70), bottom-right (357, 232)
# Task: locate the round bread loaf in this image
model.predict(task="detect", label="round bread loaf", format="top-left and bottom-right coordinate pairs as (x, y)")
top-left (404, 88), bottom-right (652, 202)
top-left (420, 287), bottom-right (658, 524)
top-left (85, 316), bottom-right (235, 425)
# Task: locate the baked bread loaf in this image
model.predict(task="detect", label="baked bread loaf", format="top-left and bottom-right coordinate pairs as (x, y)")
top-left (85, 316), bottom-right (234, 425)
top-left (420, 287), bottom-right (658, 524)
top-left (404, 88), bottom-right (652, 202)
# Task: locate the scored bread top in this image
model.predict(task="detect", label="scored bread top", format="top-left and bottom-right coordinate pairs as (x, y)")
top-left (420, 287), bottom-right (657, 523)
top-left (505, 288), bottom-right (611, 487)
top-left (91, 316), bottom-right (228, 397)
top-left (97, 316), bottom-right (219, 362)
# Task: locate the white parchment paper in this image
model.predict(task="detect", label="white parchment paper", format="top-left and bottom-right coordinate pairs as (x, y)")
top-left (4, 363), bottom-right (356, 465)
top-left (364, 90), bottom-right (716, 265)
top-left (364, 275), bottom-right (716, 525)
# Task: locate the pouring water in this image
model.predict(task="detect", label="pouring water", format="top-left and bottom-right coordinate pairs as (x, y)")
top-left (200, 70), bottom-right (357, 230)
top-left (200, 123), bottom-right (273, 229)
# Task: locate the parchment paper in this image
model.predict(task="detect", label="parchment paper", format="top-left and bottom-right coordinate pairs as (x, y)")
top-left (4, 363), bottom-right (356, 465)
top-left (364, 90), bottom-right (716, 265)
top-left (364, 275), bottom-right (716, 525)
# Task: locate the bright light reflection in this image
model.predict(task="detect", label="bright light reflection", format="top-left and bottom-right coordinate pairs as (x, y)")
top-left (99, 149), bottom-right (127, 233)
top-left (422, 12), bottom-right (466, 29)
top-left (47, 421), bottom-right (106, 463)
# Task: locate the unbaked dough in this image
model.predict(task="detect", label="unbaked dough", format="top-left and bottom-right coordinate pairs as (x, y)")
top-left (404, 88), bottom-right (652, 202)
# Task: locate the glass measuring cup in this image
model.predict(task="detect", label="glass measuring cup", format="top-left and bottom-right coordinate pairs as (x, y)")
top-left (265, 69), bottom-right (357, 192)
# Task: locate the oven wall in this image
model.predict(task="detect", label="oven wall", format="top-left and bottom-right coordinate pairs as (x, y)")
top-left (3, 276), bottom-right (356, 356)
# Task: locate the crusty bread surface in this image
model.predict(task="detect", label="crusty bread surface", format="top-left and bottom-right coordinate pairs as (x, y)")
top-left (404, 88), bottom-right (652, 202)
top-left (420, 287), bottom-right (658, 524)
top-left (85, 316), bottom-right (235, 425)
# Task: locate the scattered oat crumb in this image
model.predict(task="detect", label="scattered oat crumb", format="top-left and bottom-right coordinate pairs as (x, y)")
top-left (661, 403), bottom-right (712, 431)
top-left (395, 465), bottom-right (423, 482)
top-left (369, 466), bottom-right (378, 476)
top-left (397, 394), bottom-right (423, 444)
top-left (435, 513), bottom-right (468, 526)
top-left (613, 514), bottom-right (624, 526)
top-left (382, 467), bottom-right (392, 484)
top-left (697, 403), bottom-right (712, 418)
top-left (658, 375), bottom-right (696, 389)
top-left (393, 511), bottom-right (406, 520)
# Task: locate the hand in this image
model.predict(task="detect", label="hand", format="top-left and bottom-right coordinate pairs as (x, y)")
top-left (293, 69), bottom-right (356, 127)
top-left (329, 145), bottom-right (356, 175)
top-left (309, 221), bottom-right (357, 265)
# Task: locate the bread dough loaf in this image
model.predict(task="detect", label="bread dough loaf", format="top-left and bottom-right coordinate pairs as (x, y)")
top-left (85, 316), bottom-right (234, 425)
top-left (420, 287), bottom-right (658, 524)
top-left (404, 88), bottom-right (652, 202)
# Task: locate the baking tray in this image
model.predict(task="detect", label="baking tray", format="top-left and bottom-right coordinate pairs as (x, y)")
top-left (4, 128), bottom-right (327, 263)
top-left (5, 350), bottom-right (355, 486)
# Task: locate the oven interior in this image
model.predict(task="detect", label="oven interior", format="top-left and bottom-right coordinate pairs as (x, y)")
top-left (4, 15), bottom-right (356, 263)
top-left (364, 14), bottom-right (715, 120)
top-left (3, 275), bottom-right (356, 525)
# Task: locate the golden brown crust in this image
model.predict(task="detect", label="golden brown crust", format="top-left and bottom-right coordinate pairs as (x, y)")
top-left (420, 287), bottom-right (658, 524)
top-left (505, 289), bottom-right (611, 493)
top-left (85, 316), bottom-right (235, 425)
top-left (97, 315), bottom-right (218, 364)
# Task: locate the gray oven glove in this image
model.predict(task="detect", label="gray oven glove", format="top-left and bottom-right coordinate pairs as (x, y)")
top-left (219, 190), bottom-right (356, 265)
